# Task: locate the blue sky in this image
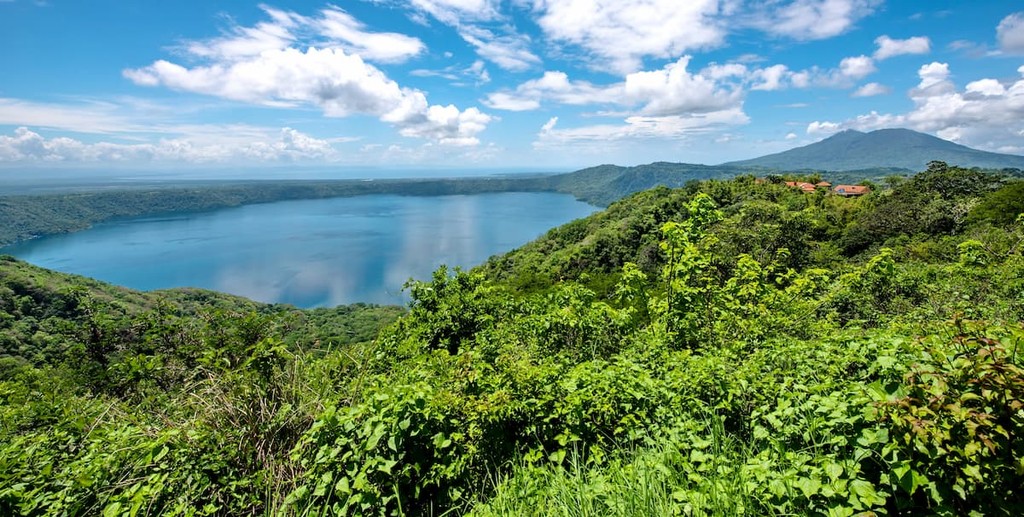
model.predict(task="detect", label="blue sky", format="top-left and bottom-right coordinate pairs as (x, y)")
top-left (1, 0), bottom-right (1022, 172)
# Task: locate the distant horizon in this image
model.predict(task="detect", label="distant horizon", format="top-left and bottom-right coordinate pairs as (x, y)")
top-left (4, 126), bottom-right (1023, 185)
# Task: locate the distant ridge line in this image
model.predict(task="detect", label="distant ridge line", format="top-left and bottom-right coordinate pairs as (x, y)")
top-left (722, 128), bottom-right (1024, 171)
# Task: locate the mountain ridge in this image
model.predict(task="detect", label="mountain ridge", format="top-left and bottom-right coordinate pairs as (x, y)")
top-left (723, 128), bottom-right (1024, 171)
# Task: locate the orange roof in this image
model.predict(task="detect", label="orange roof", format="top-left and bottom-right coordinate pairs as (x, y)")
top-left (833, 185), bottom-right (870, 196)
top-left (816, 181), bottom-right (832, 187)
top-left (786, 181), bottom-right (817, 193)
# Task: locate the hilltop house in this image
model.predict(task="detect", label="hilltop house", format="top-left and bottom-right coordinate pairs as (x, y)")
top-left (833, 185), bottom-right (870, 196)
top-left (785, 181), bottom-right (817, 193)
top-left (770, 179), bottom-right (870, 197)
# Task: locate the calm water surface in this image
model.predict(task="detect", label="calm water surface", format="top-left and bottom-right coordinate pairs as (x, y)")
top-left (2, 193), bottom-right (597, 307)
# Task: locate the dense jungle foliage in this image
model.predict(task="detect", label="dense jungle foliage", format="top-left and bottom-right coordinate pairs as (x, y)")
top-left (1, 161), bottom-right (1023, 516)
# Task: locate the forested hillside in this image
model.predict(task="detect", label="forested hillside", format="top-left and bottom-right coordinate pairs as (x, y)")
top-left (1, 162), bottom-right (1022, 516)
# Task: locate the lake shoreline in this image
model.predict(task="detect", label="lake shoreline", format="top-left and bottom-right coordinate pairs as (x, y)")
top-left (2, 192), bottom-right (598, 307)
top-left (0, 175), bottom-right (572, 248)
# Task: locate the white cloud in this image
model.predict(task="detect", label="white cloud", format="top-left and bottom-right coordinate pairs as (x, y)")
top-left (734, 55), bottom-right (877, 90)
top-left (965, 78), bottom-right (1006, 97)
top-left (873, 35), bottom-right (930, 60)
top-left (410, 60), bottom-right (490, 84)
top-left (624, 57), bottom-right (743, 116)
top-left (531, 0), bottom-right (725, 74)
top-left (0, 126), bottom-right (344, 163)
top-left (407, 0), bottom-right (501, 25)
top-left (185, 5), bottom-right (423, 64)
top-left (997, 12), bottom-right (1024, 54)
top-left (535, 108), bottom-right (749, 146)
top-left (838, 55), bottom-right (876, 80)
top-left (806, 62), bottom-right (1024, 152)
top-left (484, 71), bottom-right (623, 110)
top-left (483, 92), bottom-right (542, 111)
top-left (184, 5), bottom-right (300, 61)
top-left (785, 132), bottom-right (798, 140)
top-left (487, 51), bottom-right (883, 125)
top-left (510, 57), bottom-right (750, 148)
top-left (750, 64), bottom-right (789, 91)
top-left (806, 120), bottom-right (841, 135)
top-left (486, 57), bottom-right (743, 117)
top-left (468, 60), bottom-right (491, 83)
top-left (458, 25), bottom-right (541, 71)
top-left (912, 62), bottom-right (955, 96)
top-left (389, 104), bottom-right (493, 146)
top-left (752, 0), bottom-right (880, 40)
top-left (125, 9), bottom-right (491, 145)
top-left (0, 98), bottom-right (144, 135)
top-left (315, 7), bottom-right (425, 62)
top-left (390, 0), bottom-right (539, 72)
top-left (415, 1), bottom-right (882, 76)
top-left (851, 82), bottom-right (890, 97)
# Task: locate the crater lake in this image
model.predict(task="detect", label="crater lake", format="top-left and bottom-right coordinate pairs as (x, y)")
top-left (1, 192), bottom-right (598, 307)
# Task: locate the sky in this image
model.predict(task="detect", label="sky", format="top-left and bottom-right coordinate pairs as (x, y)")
top-left (0, 0), bottom-right (1023, 173)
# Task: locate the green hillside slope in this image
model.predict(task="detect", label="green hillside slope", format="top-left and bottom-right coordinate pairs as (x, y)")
top-left (539, 162), bottom-right (754, 205)
top-left (2, 163), bottom-right (1023, 516)
top-left (0, 256), bottom-right (403, 368)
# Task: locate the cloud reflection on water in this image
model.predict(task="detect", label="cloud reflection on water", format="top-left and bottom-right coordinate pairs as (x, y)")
top-left (3, 193), bottom-right (597, 307)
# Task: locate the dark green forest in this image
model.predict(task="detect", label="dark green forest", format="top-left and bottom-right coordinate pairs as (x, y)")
top-left (1, 161), bottom-right (1023, 516)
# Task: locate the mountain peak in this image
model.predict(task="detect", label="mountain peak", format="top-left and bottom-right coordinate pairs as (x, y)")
top-left (724, 128), bottom-right (1024, 171)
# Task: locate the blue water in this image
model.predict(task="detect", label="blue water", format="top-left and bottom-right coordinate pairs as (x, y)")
top-left (2, 193), bottom-right (597, 307)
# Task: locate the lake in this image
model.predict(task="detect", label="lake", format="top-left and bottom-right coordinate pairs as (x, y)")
top-left (1, 193), bottom-right (598, 307)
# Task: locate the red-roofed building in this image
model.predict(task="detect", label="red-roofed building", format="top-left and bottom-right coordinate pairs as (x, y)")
top-left (785, 181), bottom-right (818, 193)
top-left (833, 185), bottom-right (870, 196)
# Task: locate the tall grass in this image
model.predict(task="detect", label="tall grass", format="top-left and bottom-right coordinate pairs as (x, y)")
top-left (470, 416), bottom-right (759, 517)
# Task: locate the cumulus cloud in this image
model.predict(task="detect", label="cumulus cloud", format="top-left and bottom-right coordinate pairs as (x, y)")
top-left (390, 1), bottom-right (885, 78)
top-left (624, 57), bottom-right (743, 116)
top-left (483, 71), bottom-right (620, 110)
top-left (749, 64), bottom-right (790, 91)
top-left (751, 0), bottom-right (880, 41)
top-left (535, 108), bottom-right (749, 147)
top-left (838, 55), bottom-right (877, 80)
top-left (520, 61), bottom-right (751, 147)
top-left (125, 6), bottom-right (490, 145)
top-left (851, 82), bottom-right (890, 97)
top-left (391, 0), bottom-right (886, 77)
top-left (0, 126), bottom-right (344, 163)
top-left (873, 35), bottom-right (931, 60)
top-left (486, 51), bottom-right (880, 131)
top-left (531, 0), bottom-right (725, 74)
top-left (997, 12), bottom-right (1024, 54)
top-left (806, 120), bottom-right (842, 135)
top-left (716, 55), bottom-right (878, 92)
top-left (806, 62), bottom-right (1024, 152)
top-left (485, 57), bottom-right (742, 117)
